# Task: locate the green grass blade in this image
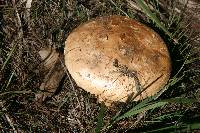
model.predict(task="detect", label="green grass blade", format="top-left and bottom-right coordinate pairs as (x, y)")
top-left (152, 112), bottom-right (183, 121)
top-left (145, 125), bottom-right (178, 133)
top-left (161, 97), bottom-right (197, 104)
top-left (135, 0), bottom-right (173, 39)
top-left (153, 75), bottom-right (183, 100)
top-left (114, 97), bottom-right (196, 123)
top-left (114, 101), bottom-right (167, 122)
top-left (58, 96), bottom-right (69, 110)
top-left (126, 96), bottom-right (154, 112)
top-left (1, 44), bottom-right (17, 71)
top-left (146, 123), bottom-right (200, 133)
top-left (0, 112), bottom-right (3, 117)
top-left (95, 103), bottom-right (107, 133)
top-left (6, 71), bottom-right (15, 89)
top-left (111, 96), bottom-right (154, 122)
top-left (187, 123), bottom-right (200, 131)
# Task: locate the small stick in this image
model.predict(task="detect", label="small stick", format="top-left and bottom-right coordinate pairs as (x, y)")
top-left (0, 102), bottom-right (17, 133)
top-left (108, 0), bottom-right (129, 17)
top-left (25, 0), bottom-right (33, 29)
top-left (59, 58), bottom-right (81, 108)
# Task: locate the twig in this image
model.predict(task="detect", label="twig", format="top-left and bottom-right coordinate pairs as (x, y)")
top-left (59, 58), bottom-right (81, 108)
top-left (126, 0), bottom-right (141, 11)
top-left (25, 0), bottom-right (33, 29)
top-left (108, 0), bottom-right (129, 17)
top-left (0, 102), bottom-right (17, 133)
top-left (0, 90), bottom-right (33, 97)
top-left (14, 4), bottom-right (23, 38)
top-left (125, 111), bottom-right (147, 131)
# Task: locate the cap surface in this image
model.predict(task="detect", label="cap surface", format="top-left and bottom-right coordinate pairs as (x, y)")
top-left (64, 15), bottom-right (171, 106)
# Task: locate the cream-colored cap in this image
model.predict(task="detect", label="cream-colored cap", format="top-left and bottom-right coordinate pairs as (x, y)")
top-left (64, 15), bottom-right (171, 106)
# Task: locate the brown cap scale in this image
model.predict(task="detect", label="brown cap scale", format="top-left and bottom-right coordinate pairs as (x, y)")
top-left (64, 15), bottom-right (171, 106)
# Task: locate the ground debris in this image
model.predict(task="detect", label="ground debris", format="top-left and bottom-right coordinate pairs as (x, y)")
top-left (35, 48), bottom-right (65, 104)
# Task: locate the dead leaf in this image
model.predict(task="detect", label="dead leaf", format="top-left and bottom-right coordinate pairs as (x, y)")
top-left (35, 48), bottom-right (65, 104)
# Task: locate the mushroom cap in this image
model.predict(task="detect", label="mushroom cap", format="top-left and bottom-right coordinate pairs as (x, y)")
top-left (64, 15), bottom-right (171, 106)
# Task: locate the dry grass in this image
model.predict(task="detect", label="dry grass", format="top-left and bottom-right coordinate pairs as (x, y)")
top-left (0, 0), bottom-right (200, 132)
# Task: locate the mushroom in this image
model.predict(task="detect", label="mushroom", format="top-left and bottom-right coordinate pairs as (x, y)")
top-left (64, 15), bottom-right (171, 106)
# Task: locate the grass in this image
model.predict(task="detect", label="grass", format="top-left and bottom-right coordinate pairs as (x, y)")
top-left (0, 0), bottom-right (200, 132)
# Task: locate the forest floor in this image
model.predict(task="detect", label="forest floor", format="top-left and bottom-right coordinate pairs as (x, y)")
top-left (0, 0), bottom-right (200, 132)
